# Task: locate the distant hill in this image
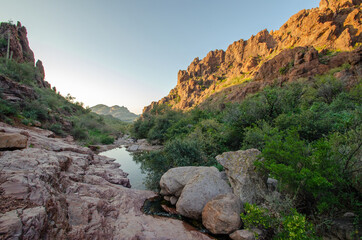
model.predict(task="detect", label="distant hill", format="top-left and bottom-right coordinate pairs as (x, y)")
top-left (90, 104), bottom-right (139, 122)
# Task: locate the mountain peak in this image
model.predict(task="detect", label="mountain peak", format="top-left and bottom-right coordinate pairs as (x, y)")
top-left (319, 0), bottom-right (361, 11)
top-left (91, 104), bottom-right (139, 122)
top-left (143, 0), bottom-right (362, 113)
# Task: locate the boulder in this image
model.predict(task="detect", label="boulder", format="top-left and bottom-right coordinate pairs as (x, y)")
top-left (160, 166), bottom-right (214, 196)
top-left (170, 196), bottom-right (178, 205)
top-left (267, 178), bottom-right (278, 192)
top-left (160, 166), bottom-right (232, 219)
top-left (22, 207), bottom-right (47, 239)
top-left (0, 132), bottom-right (28, 150)
top-left (216, 149), bottom-right (268, 204)
top-left (175, 167), bottom-right (232, 219)
top-left (202, 193), bottom-right (242, 234)
top-left (0, 210), bottom-right (22, 239)
top-left (229, 229), bottom-right (264, 240)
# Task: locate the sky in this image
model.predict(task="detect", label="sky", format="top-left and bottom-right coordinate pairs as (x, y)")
top-left (1, 0), bottom-right (318, 114)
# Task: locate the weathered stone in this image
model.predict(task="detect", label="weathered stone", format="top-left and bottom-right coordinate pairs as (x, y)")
top-left (127, 144), bottom-right (139, 151)
top-left (0, 210), bottom-right (22, 239)
top-left (160, 166), bottom-right (216, 196)
top-left (143, 0), bottom-right (362, 113)
top-left (175, 167), bottom-right (232, 219)
top-left (170, 196), bottom-right (178, 205)
top-left (0, 122), bottom-right (214, 239)
top-left (22, 207), bottom-right (47, 239)
top-left (202, 193), bottom-right (242, 234)
top-left (0, 21), bottom-right (35, 63)
top-left (267, 178), bottom-right (278, 192)
top-left (230, 229), bottom-right (264, 240)
top-left (216, 149), bottom-right (268, 204)
top-left (0, 132), bottom-right (28, 150)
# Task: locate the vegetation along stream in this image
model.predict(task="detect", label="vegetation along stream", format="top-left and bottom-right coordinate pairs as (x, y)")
top-left (100, 147), bottom-right (147, 190)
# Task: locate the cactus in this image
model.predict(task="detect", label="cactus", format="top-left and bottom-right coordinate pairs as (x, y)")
top-left (5, 31), bottom-right (10, 65)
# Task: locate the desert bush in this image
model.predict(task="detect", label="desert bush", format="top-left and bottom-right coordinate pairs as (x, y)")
top-left (241, 203), bottom-right (318, 240)
top-left (134, 138), bottom-right (207, 190)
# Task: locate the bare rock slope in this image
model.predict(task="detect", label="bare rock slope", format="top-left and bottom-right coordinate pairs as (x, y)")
top-left (144, 0), bottom-right (362, 112)
top-left (0, 122), bottom-right (212, 240)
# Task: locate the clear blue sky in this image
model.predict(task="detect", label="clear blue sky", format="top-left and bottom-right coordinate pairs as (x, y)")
top-left (1, 0), bottom-right (318, 114)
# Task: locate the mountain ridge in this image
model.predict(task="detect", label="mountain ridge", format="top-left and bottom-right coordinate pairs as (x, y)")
top-left (90, 104), bottom-right (139, 122)
top-left (143, 0), bottom-right (361, 113)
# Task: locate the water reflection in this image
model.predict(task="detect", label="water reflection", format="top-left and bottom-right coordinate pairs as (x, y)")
top-left (100, 147), bottom-right (147, 190)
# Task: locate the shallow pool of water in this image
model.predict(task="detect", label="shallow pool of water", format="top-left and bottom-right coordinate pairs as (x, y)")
top-left (100, 147), bottom-right (147, 190)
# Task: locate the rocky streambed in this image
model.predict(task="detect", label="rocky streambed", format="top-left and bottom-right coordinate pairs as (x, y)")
top-left (0, 122), bottom-right (213, 239)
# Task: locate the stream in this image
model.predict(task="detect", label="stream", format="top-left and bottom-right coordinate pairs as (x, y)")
top-left (100, 146), bottom-right (231, 240)
top-left (100, 147), bottom-right (147, 190)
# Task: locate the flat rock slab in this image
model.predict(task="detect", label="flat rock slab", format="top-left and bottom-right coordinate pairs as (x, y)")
top-left (0, 122), bottom-right (213, 240)
top-left (0, 132), bottom-right (27, 150)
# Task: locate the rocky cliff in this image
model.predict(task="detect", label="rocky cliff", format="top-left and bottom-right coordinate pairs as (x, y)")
top-left (144, 0), bottom-right (362, 112)
top-left (0, 21), bottom-right (51, 92)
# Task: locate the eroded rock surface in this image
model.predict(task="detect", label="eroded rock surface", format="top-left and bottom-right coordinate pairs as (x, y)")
top-left (160, 166), bottom-right (232, 219)
top-left (229, 229), bottom-right (264, 240)
top-left (216, 149), bottom-right (268, 204)
top-left (0, 132), bottom-right (28, 150)
top-left (143, 0), bottom-right (362, 112)
top-left (0, 122), bottom-right (213, 239)
top-left (202, 193), bottom-right (242, 234)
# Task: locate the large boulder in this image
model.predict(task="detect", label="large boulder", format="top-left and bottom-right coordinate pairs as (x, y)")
top-left (0, 132), bottom-right (28, 150)
top-left (229, 229), bottom-right (264, 240)
top-left (216, 149), bottom-right (267, 204)
top-left (160, 166), bottom-right (232, 219)
top-left (160, 166), bottom-right (213, 196)
top-left (202, 193), bottom-right (242, 234)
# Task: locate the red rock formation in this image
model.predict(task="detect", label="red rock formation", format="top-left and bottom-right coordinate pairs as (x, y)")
top-left (0, 22), bottom-right (51, 89)
top-left (0, 21), bottom-right (35, 64)
top-left (144, 0), bottom-right (362, 112)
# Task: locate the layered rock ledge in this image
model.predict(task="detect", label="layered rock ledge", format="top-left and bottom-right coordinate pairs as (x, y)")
top-left (0, 122), bottom-right (212, 240)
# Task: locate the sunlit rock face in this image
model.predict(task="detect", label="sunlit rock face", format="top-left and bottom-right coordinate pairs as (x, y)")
top-left (143, 0), bottom-right (362, 113)
top-left (0, 22), bottom-right (51, 89)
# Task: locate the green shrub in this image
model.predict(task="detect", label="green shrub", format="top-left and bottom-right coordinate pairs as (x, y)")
top-left (133, 138), bottom-right (207, 190)
top-left (0, 38), bottom-right (7, 48)
top-left (71, 126), bottom-right (89, 140)
top-left (241, 203), bottom-right (273, 230)
top-left (0, 57), bottom-right (38, 86)
top-left (241, 203), bottom-right (318, 240)
top-left (100, 136), bottom-right (114, 145)
top-left (49, 123), bottom-right (64, 136)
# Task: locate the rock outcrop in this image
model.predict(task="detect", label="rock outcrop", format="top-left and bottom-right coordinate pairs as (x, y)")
top-left (0, 22), bottom-right (35, 64)
top-left (0, 22), bottom-right (50, 89)
top-left (143, 0), bottom-right (362, 112)
top-left (160, 166), bottom-right (232, 219)
top-left (216, 149), bottom-right (268, 204)
top-left (0, 75), bottom-right (37, 102)
top-left (0, 132), bottom-right (28, 150)
top-left (126, 138), bottom-right (163, 152)
top-left (229, 229), bottom-right (264, 240)
top-left (202, 193), bottom-right (242, 234)
top-left (0, 122), bottom-right (213, 239)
